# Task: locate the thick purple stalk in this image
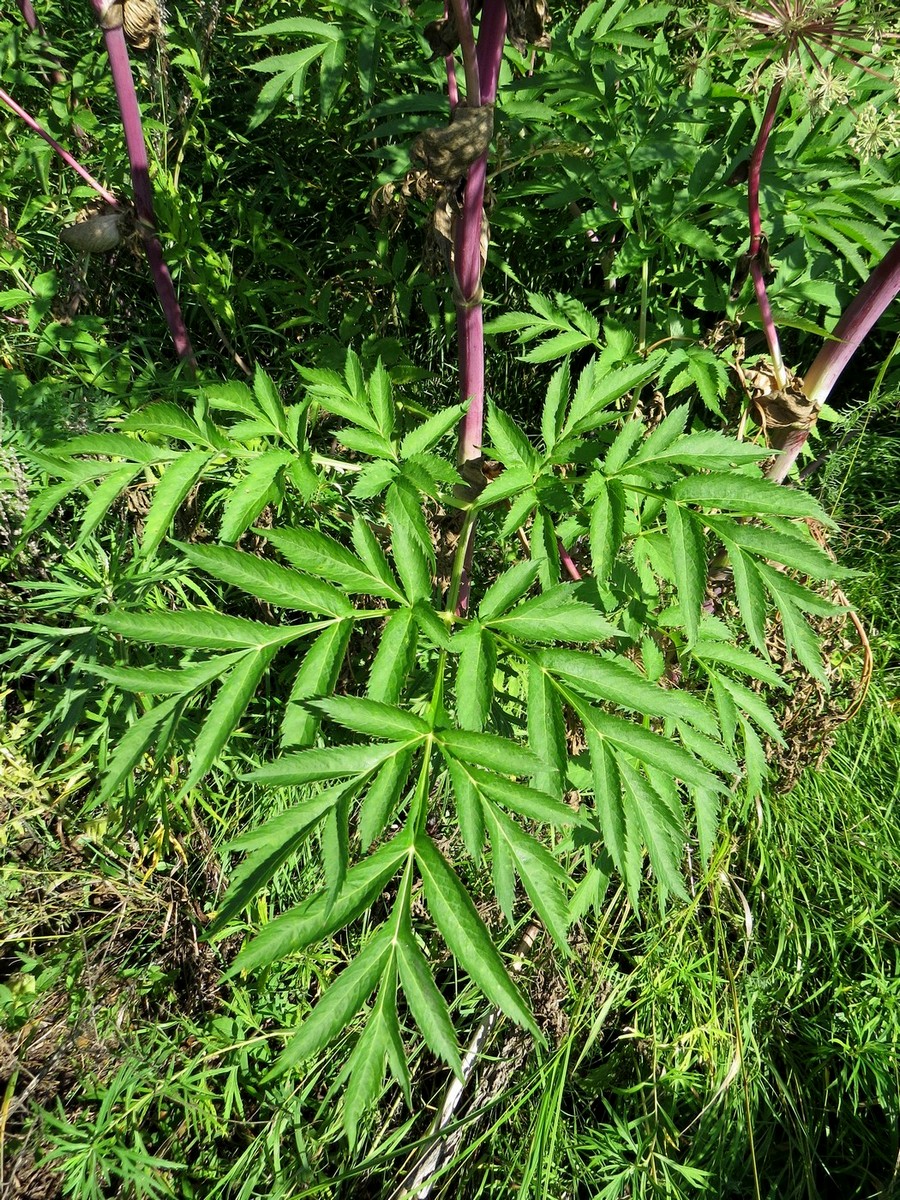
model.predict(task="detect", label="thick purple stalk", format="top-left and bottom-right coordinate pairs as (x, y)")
top-left (448, 0), bottom-right (480, 102)
top-left (455, 0), bottom-right (506, 473)
top-left (0, 87), bottom-right (117, 205)
top-left (747, 77), bottom-right (786, 389)
top-left (804, 238), bottom-right (900, 406)
top-left (767, 236), bottom-right (900, 482)
top-left (18, 0), bottom-right (40, 30)
top-left (89, 0), bottom-right (195, 369)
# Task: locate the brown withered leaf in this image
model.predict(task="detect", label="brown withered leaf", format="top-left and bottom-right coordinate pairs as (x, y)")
top-left (506, 0), bottom-right (551, 53)
top-left (123, 0), bottom-right (162, 49)
top-left (744, 362), bottom-right (818, 435)
top-left (424, 183), bottom-right (491, 279)
top-left (412, 104), bottom-right (494, 182)
top-left (424, 15), bottom-right (461, 58)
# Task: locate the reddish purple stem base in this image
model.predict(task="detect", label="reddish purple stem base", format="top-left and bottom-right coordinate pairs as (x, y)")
top-left (89, 4), bottom-right (195, 369)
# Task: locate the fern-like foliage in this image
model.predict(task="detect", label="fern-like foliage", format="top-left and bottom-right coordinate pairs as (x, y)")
top-left (29, 349), bottom-right (845, 1141)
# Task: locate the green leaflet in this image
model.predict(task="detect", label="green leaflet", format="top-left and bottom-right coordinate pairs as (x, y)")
top-left (141, 451), bottom-right (214, 557)
top-left (336, 427), bottom-right (396, 460)
top-left (102, 608), bottom-right (320, 650)
top-left (487, 403), bottom-right (540, 470)
top-left (51, 431), bottom-right (175, 461)
top-left (540, 359), bottom-right (570, 452)
top-left (449, 757), bottom-right (580, 827)
top-left (396, 927), bottom-right (462, 1077)
top-left (454, 623), bottom-right (496, 731)
top-left (438, 728), bottom-right (544, 776)
top-left (694, 787), bottom-right (720, 868)
top-left (471, 765), bottom-right (582, 825)
top-left (228, 832), bottom-right (412, 975)
top-left (282, 619), bottom-right (353, 747)
top-left (246, 738), bottom-right (416, 786)
top-left (176, 542), bottom-right (353, 618)
top-left (477, 467), bottom-right (536, 509)
top-left (485, 587), bottom-right (622, 644)
top-left (642, 431), bottom-right (770, 468)
top-left (675, 722), bottom-right (740, 777)
top-left (178, 644), bottom-right (279, 798)
top-left (416, 836), bottom-right (541, 1040)
top-left (631, 404), bottom-right (690, 463)
top-left (537, 648), bottom-right (717, 735)
top-left (75, 464), bottom-right (143, 549)
top-left (385, 480), bottom-right (434, 603)
top-left (588, 477), bottom-right (626, 583)
top-left (576, 700), bottom-right (723, 793)
top-left (561, 356), bottom-right (664, 440)
top-left (266, 922), bottom-right (394, 1079)
top-left (367, 606), bottom-right (417, 704)
top-left (708, 516), bottom-right (842, 580)
top-left (413, 600), bottom-right (452, 649)
top-left (351, 517), bottom-right (404, 599)
top-left (85, 655), bottom-right (240, 695)
top-left (665, 501), bottom-right (706, 646)
top-left (265, 525), bottom-right (405, 603)
top-left (527, 660), bottom-right (566, 796)
top-left (587, 732), bottom-right (630, 888)
top-left (252, 366), bottom-right (289, 435)
top-left (120, 404), bottom-right (204, 444)
top-left (95, 693), bottom-right (183, 807)
top-left (484, 804), bottom-right (571, 952)
top-left (359, 750), bottom-right (414, 850)
top-left (672, 471), bottom-right (832, 524)
top-left (619, 758), bottom-right (688, 902)
top-left (210, 782), bottom-right (356, 933)
top-left (399, 402), bottom-right (467, 459)
top-left (690, 637), bottom-right (785, 690)
top-left (477, 560), bottom-right (540, 621)
top-left (447, 757), bottom-right (486, 860)
top-left (342, 971), bottom-right (404, 1149)
top-left (530, 507), bottom-right (560, 589)
top-left (491, 813), bottom-right (516, 926)
top-left (311, 695), bottom-right (431, 740)
top-left (218, 450), bottom-right (294, 543)
top-left (728, 546), bottom-right (769, 657)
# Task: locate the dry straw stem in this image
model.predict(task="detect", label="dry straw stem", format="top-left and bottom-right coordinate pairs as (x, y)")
top-left (391, 922), bottom-right (541, 1200)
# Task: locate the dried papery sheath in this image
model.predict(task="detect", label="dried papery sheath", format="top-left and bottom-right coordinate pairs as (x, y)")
top-left (60, 212), bottom-right (123, 253)
top-left (96, 0), bottom-right (124, 30)
top-left (123, 0), bottom-right (162, 49)
top-left (412, 104), bottom-right (494, 182)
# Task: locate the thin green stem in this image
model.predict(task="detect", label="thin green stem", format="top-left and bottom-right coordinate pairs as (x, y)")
top-left (447, 507), bottom-right (478, 616)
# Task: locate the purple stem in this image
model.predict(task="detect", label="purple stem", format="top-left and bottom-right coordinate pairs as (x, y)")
top-left (558, 540), bottom-right (582, 582)
top-left (447, 0), bottom-right (480, 102)
top-left (89, 0), bottom-right (195, 369)
top-left (767, 236), bottom-right (900, 482)
top-left (18, 0), bottom-right (40, 29)
top-left (0, 87), bottom-right (117, 205)
top-left (747, 76), bottom-right (786, 388)
top-left (455, 0), bottom-right (506, 473)
top-left (18, 0), bottom-right (66, 85)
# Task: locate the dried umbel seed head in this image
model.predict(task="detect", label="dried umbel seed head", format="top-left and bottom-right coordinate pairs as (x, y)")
top-left (412, 104), bottom-right (494, 182)
top-left (60, 211), bottom-right (124, 253)
top-left (123, 0), bottom-right (163, 49)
